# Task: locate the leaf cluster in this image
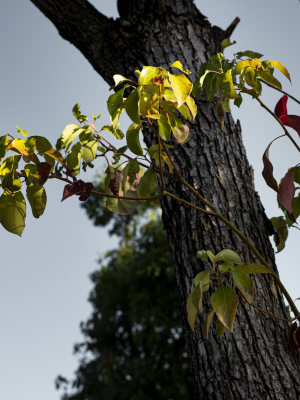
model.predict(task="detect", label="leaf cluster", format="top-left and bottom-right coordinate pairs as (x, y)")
top-left (187, 249), bottom-right (272, 337)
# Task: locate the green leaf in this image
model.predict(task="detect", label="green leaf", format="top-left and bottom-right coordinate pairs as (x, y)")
top-left (112, 74), bottom-right (130, 87)
top-left (125, 89), bottom-right (140, 124)
top-left (9, 138), bottom-right (36, 156)
top-left (0, 155), bottom-right (22, 193)
top-left (113, 145), bottom-right (128, 165)
top-left (122, 158), bottom-right (140, 190)
top-left (126, 123), bottom-right (143, 156)
top-left (214, 249), bottom-right (242, 264)
top-left (26, 184), bottom-right (47, 218)
top-left (163, 89), bottom-right (177, 102)
top-left (221, 38), bottom-right (236, 51)
top-left (61, 124), bottom-right (81, 150)
top-left (158, 114), bottom-right (171, 141)
top-left (293, 193), bottom-right (300, 220)
top-left (105, 190), bottom-right (138, 215)
top-left (0, 191), bottom-right (26, 236)
top-left (30, 136), bottom-right (52, 154)
top-left (137, 168), bottom-right (157, 197)
top-left (294, 166), bottom-right (300, 185)
top-left (234, 59), bottom-right (251, 75)
top-left (66, 142), bottom-right (82, 176)
top-left (222, 69), bottom-right (238, 99)
top-left (187, 286), bottom-right (201, 332)
top-left (138, 66), bottom-right (161, 85)
top-left (257, 70), bottom-right (282, 90)
top-left (235, 51), bottom-right (263, 59)
top-left (194, 270), bottom-right (210, 292)
top-left (216, 319), bottom-right (226, 337)
top-left (232, 270), bottom-right (254, 304)
top-left (187, 291), bottom-right (197, 332)
top-left (24, 164), bottom-right (40, 185)
top-left (267, 61), bottom-right (291, 82)
top-left (196, 250), bottom-right (208, 261)
top-left (138, 85), bottom-right (160, 119)
top-left (170, 61), bottom-right (191, 75)
top-left (107, 87), bottom-right (125, 130)
top-left (218, 262), bottom-right (234, 273)
top-left (236, 264), bottom-right (273, 274)
top-left (206, 250), bottom-right (215, 262)
top-left (202, 309), bottom-right (215, 338)
top-left (101, 125), bottom-right (124, 140)
top-left (81, 140), bottom-right (98, 163)
top-left (271, 216), bottom-right (288, 252)
top-left (0, 135), bottom-right (8, 159)
top-left (167, 73), bottom-right (193, 106)
top-left (2, 170), bottom-right (22, 193)
top-left (177, 104), bottom-right (191, 120)
top-left (210, 286), bottom-right (238, 332)
top-left (168, 114), bottom-right (189, 144)
top-left (44, 148), bottom-right (64, 164)
top-left (186, 96), bottom-right (197, 120)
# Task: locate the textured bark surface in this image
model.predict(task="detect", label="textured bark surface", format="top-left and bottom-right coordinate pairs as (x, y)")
top-left (30, 0), bottom-right (300, 398)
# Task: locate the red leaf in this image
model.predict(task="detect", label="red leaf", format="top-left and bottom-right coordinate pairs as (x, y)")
top-left (61, 180), bottom-right (93, 202)
top-left (274, 95), bottom-right (288, 118)
top-left (274, 95), bottom-right (300, 138)
top-left (262, 143), bottom-right (278, 193)
top-left (37, 162), bottom-right (52, 185)
top-left (280, 115), bottom-right (300, 138)
top-left (289, 323), bottom-right (300, 353)
top-left (278, 168), bottom-right (295, 220)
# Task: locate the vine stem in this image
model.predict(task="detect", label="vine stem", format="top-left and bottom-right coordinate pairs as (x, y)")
top-left (158, 146), bottom-right (300, 319)
top-left (91, 190), bottom-right (166, 201)
top-left (164, 191), bottom-right (216, 216)
top-left (258, 79), bottom-right (300, 106)
top-left (251, 302), bottom-right (298, 323)
top-left (178, 173), bottom-right (300, 319)
top-left (256, 97), bottom-right (300, 153)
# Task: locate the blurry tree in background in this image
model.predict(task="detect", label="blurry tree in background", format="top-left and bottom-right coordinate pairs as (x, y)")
top-left (56, 189), bottom-right (194, 399)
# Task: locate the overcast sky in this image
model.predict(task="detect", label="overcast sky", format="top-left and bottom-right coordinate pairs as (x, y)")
top-left (0, 1), bottom-right (299, 399)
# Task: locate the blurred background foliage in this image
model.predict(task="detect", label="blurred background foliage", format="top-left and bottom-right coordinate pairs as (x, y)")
top-left (56, 176), bottom-right (195, 399)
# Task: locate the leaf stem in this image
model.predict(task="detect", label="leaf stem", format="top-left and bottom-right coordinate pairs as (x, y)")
top-left (251, 301), bottom-right (298, 323)
top-left (91, 190), bottom-right (166, 201)
top-left (258, 79), bottom-right (300, 106)
top-left (164, 191), bottom-right (216, 216)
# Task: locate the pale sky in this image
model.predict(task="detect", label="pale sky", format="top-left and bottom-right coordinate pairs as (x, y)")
top-left (0, 1), bottom-right (299, 399)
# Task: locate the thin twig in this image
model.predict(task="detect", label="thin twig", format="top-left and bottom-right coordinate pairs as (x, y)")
top-left (258, 79), bottom-right (300, 105)
top-left (165, 191), bottom-right (216, 216)
top-left (251, 302), bottom-right (298, 323)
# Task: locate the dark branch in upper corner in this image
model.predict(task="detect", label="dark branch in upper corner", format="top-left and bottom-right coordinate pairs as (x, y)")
top-left (29, 0), bottom-right (126, 83)
top-left (225, 17), bottom-right (240, 38)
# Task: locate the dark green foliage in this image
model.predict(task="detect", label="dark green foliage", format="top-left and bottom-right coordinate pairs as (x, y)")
top-left (57, 184), bottom-right (194, 399)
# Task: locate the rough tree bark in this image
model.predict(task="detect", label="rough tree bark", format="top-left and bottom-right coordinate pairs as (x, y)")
top-left (30, 0), bottom-right (300, 398)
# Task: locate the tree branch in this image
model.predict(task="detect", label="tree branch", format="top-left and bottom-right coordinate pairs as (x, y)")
top-left (29, 0), bottom-right (127, 84)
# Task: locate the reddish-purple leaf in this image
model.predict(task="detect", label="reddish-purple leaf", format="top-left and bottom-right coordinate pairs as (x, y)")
top-left (289, 323), bottom-right (300, 354)
top-left (274, 95), bottom-right (288, 118)
top-left (37, 162), bottom-right (52, 185)
top-left (280, 115), bottom-right (300, 138)
top-left (279, 168), bottom-right (295, 220)
top-left (61, 180), bottom-right (93, 202)
top-left (274, 95), bottom-right (300, 137)
top-left (262, 143), bottom-right (278, 193)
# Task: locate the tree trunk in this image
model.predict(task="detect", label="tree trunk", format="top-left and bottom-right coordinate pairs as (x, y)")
top-left (30, 0), bottom-right (300, 398)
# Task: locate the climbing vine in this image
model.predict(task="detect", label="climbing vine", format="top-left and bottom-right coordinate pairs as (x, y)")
top-left (0, 42), bottom-right (299, 351)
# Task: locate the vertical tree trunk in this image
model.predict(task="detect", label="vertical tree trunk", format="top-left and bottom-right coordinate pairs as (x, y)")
top-left (30, 0), bottom-right (300, 398)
